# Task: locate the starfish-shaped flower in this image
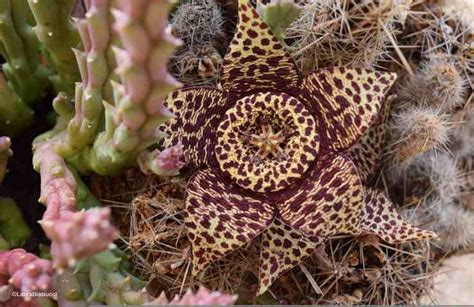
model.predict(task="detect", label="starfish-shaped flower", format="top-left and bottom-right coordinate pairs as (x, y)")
top-left (159, 0), bottom-right (437, 294)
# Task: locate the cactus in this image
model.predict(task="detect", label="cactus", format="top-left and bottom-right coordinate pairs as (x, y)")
top-left (27, 0), bottom-right (81, 94)
top-left (0, 0), bottom-right (50, 105)
top-left (0, 138), bottom-right (30, 250)
top-left (256, 0), bottom-right (306, 41)
top-left (137, 144), bottom-right (184, 176)
top-left (41, 208), bottom-right (118, 270)
top-left (387, 106), bottom-right (452, 163)
top-left (30, 0), bottom-right (181, 273)
top-left (168, 0), bottom-right (225, 86)
top-left (0, 74), bottom-right (33, 136)
top-left (149, 287), bottom-right (237, 305)
top-left (0, 137), bottom-right (12, 185)
top-left (58, 249), bottom-right (147, 305)
top-left (0, 249), bottom-right (54, 300)
top-left (87, 0), bottom-right (182, 175)
top-left (33, 136), bottom-right (118, 270)
top-left (50, 0), bottom-right (181, 176)
top-left (0, 198), bottom-right (31, 249)
top-left (55, 0), bottom-right (113, 158)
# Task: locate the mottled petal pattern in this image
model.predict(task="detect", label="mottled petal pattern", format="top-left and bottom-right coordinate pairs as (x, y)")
top-left (220, 0), bottom-right (299, 96)
top-left (361, 189), bottom-right (438, 243)
top-left (278, 153), bottom-right (364, 238)
top-left (185, 169), bottom-right (274, 275)
top-left (258, 219), bottom-right (321, 295)
top-left (301, 67), bottom-right (397, 152)
top-left (160, 88), bottom-right (228, 168)
top-left (348, 96), bottom-right (392, 183)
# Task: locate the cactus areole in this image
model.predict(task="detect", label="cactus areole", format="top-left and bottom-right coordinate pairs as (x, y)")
top-left (160, 0), bottom-right (437, 295)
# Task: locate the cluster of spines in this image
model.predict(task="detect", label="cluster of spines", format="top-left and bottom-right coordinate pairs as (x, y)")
top-left (386, 43), bottom-right (471, 252)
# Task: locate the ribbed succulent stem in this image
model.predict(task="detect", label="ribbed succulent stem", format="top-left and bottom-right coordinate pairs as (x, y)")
top-left (0, 0), bottom-right (49, 105)
top-left (56, 0), bottom-right (112, 158)
top-left (0, 73), bottom-right (33, 135)
top-left (86, 0), bottom-right (181, 175)
top-left (27, 0), bottom-right (81, 94)
top-left (31, 0), bottom-right (180, 280)
top-left (32, 94), bottom-right (118, 269)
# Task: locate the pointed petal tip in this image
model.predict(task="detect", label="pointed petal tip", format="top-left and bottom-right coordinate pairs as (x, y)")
top-left (185, 169), bottom-right (273, 276)
top-left (362, 189), bottom-right (439, 244)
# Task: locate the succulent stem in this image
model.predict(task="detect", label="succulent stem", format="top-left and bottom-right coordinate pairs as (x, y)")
top-left (27, 0), bottom-right (81, 94)
top-left (0, 0), bottom-right (49, 105)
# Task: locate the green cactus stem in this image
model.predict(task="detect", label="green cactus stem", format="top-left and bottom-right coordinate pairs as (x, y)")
top-left (0, 197), bottom-right (31, 248)
top-left (27, 0), bottom-right (81, 94)
top-left (256, 0), bottom-right (306, 41)
top-left (0, 138), bottom-right (31, 249)
top-left (0, 236), bottom-right (9, 251)
top-left (58, 249), bottom-right (147, 305)
top-left (0, 0), bottom-right (49, 105)
top-left (0, 136), bottom-right (12, 184)
top-left (56, 0), bottom-right (113, 159)
top-left (32, 0), bottom-right (181, 275)
top-left (0, 73), bottom-right (33, 135)
top-left (50, 0), bottom-right (181, 175)
top-left (85, 0), bottom-right (181, 175)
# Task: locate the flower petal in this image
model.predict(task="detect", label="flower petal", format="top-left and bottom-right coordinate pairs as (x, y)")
top-left (347, 96), bottom-right (392, 183)
top-left (160, 88), bottom-right (228, 168)
top-left (301, 67), bottom-right (396, 152)
top-left (361, 189), bottom-right (438, 243)
top-left (221, 0), bottom-right (299, 96)
top-left (185, 169), bottom-right (274, 275)
top-left (258, 219), bottom-right (321, 295)
top-left (278, 153), bottom-right (365, 238)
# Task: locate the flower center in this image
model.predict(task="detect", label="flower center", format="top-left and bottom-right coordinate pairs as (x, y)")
top-left (215, 92), bottom-right (320, 193)
top-left (245, 117), bottom-right (292, 162)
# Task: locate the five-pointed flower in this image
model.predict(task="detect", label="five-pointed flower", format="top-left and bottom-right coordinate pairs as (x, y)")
top-left (159, 0), bottom-right (437, 295)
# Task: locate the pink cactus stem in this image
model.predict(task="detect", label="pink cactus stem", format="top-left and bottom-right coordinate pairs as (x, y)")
top-left (149, 287), bottom-right (237, 305)
top-left (34, 141), bottom-right (118, 270)
top-left (138, 144), bottom-right (185, 176)
top-left (41, 208), bottom-right (118, 270)
top-left (0, 249), bottom-right (54, 302)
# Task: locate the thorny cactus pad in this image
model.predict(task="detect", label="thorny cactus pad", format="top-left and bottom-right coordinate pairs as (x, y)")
top-left (160, 0), bottom-right (437, 294)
